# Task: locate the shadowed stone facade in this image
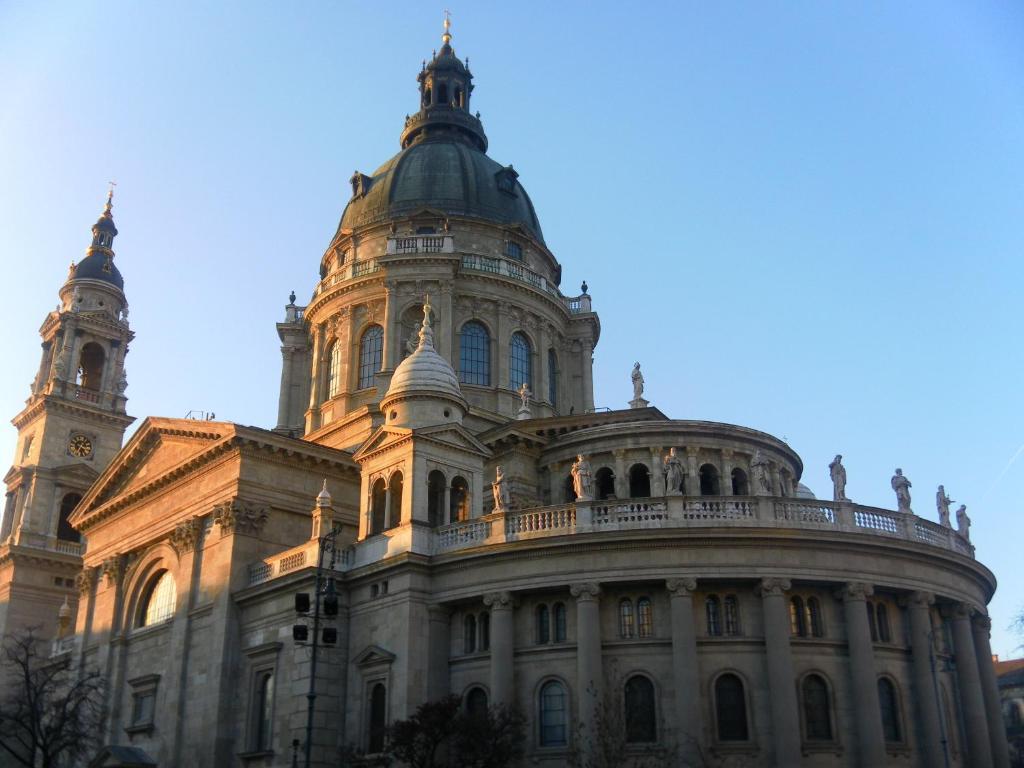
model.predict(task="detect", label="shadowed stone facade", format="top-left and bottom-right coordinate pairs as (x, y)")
top-left (1, 23), bottom-right (1011, 768)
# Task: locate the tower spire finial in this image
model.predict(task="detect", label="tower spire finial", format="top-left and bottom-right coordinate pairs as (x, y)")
top-left (106, 181), bottom-right (116, 214)
top-left (442, 9), bottom-right (452, 47)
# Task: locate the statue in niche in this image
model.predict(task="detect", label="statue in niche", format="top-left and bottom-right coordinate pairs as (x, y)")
top-left (492, 466), bottom-right (511, 513)
top-left (751, 450), bottom-right (771, 495)
top-left (829, 455), bottom-right (847, 501)
top-left (115, 369), bottom-right (128, 395)
top-left (936, 485), bottom-right (954, 528)
top-left (571, 454), bottom-right (593, 501)
top-left (891, 469), bottom-right (912, 513)
top-left (631, 362), bottom-right (644, 399)
top-left (955, 504), bottom-right (970, 540)
top-left (663, 448), bottom-right (684, 495)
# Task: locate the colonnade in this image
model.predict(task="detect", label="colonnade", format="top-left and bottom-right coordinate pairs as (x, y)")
top-left (473, 580), bottom-right (1009, 767)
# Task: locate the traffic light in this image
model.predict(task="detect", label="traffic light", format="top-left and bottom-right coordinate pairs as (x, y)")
top-left (293, 624), bottom-right (308, 643)
top-left (295, 593), bottom-right (310, 614)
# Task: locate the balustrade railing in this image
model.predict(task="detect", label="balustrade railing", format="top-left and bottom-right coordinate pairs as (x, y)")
top-left (774, 500), bottom-right (836, 526)
top-left (74, 388), bottom-right (100, 404)
top-left (55, 539), bottom-right (84, 556)
top-left (505, 505), bottom-right (576, 538)
top-left (434, 519), bottom-right (491, 553)
top-left (593, 500), bottom-right (668, 525)
top-left (386, 234), bottom-right (454, 255)
top-left (685, 497), bottom-right (757, 521)
top-left (247, 538), bottom-right (349, 587)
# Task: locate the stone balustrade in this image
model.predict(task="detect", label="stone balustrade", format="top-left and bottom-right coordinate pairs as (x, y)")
top-left (313, 258), bottom-right (381, 297)
top-left (247, 537), bottom-right (351, 587)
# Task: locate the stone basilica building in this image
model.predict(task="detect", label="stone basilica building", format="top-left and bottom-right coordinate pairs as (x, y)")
top-left (0, 23), bottom-right (1010, 768)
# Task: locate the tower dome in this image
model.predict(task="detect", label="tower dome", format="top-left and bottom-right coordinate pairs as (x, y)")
top-left (380, 295), bottom-right (467, 428)
top-left (333, 19), bottom-right (545, 244)
top-left (71, 189), bottom-right (124, 290)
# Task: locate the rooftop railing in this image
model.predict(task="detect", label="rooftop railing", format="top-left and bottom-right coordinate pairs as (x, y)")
top-left (314, 259), bottom-right (381, 297)
top-left (247, 538), bottom-right (351, 588)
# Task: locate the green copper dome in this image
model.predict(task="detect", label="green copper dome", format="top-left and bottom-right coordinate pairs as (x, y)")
top-left (337, 140), bottom-right (544, 244)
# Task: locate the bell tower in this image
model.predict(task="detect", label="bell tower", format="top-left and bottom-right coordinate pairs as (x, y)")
top-left (0, 189), bottom-right (135, 643)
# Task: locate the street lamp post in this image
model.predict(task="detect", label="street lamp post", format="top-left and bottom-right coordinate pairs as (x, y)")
top-left (295, 526), bottom-right (341, 768)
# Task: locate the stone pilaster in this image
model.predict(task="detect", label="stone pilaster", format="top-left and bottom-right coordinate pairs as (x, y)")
top-left (757, 577), bottom-right (801, 765)
top-left (483, 591), bottom-right (514, 705)
top-left (580, 340), bottom-right (594, 412)
top-left (685, 448), bottom-right (700, 496)
top-left (666, 578), bottom-right (702, 760)
top-left (948, 603), bottom-right (994, 768)
top-left (427, 606), bottom-right (452, 702)
top-left (649, 447), bottom-right (664, 497)
top-left (613, 449), bottom-right (627, 499)
top-left (721, 449), bottom-right (734, 496)
top-left (904, 591), bottom-right (945, 768)
top-left (570, 582), bottom-right (602, 760)
top-left (972, 614), bottom-right (1011, 768)
top-left (837, 582), bottom-right (886, 767)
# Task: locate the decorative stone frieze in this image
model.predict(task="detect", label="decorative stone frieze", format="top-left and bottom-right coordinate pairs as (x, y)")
top-left (665, 577), bottom-right (697, 597)
top-left (213, 499), bottom-right (269, 537)
top-left (169, 516), bottom-right (203, 555)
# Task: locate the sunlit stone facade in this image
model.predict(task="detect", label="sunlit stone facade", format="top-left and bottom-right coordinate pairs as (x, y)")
top-left (1, 24), bottom-right (1010, 768)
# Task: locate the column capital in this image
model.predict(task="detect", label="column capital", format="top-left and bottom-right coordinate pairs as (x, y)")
top-left (942, 602), bottom-right (978, 621)
top-left (666, 577), bottom-right (698, 597)
top-left (570, 582), bottom-right (601, 602)
top-left (972, 614), bottom-right (993, 633)
top-left (76, 566), bottom-right (98, 596)
top-left (756, 577), bottom-right (791, 597)
top-left (649, 446), bottom-right (662, 456)
top-left (483, 591), bottom-right (514, 610)
top-left (900, 590), bottom-right (935, 609)
top-left (612, 448), bottom-right (627, 459)
top-left (721, 448), bottom-right (734, 460)
top-left (836, 582), bottom-right (874, 602)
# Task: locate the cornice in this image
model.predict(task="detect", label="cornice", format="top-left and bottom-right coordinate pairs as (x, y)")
top-left (12, 394), bottom-right (135, 431)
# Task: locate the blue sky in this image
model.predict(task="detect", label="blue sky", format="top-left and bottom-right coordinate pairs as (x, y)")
top-left (1, 2), bottom-right (1022, 654)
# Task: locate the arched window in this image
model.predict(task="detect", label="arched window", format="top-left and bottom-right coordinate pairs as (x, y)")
top-left (553, 603), bottom-right (567, 643)
top-left (328, 341), bottom-right (342, 397)
top-left (715, 674), bottom-right (749, 741)
top-left (624, 676), bottom-right (657, 743)
top-left (368, 683), bottom-right (387, 753)
top-left (427, 470), bottom-right (446, 527)
top-left (535, 604), bottom-right (550, 644)
top-left (595, 467), bottom-right (616, 500)
top-left (807, 597), bottom-right (824, 637)
top-left (387, 472), bottom-right (403, 529)
top-left (370, 478), bottom-right (386, 534)
top-left (802, 675), bottom-right (833, 740)
top-left (423, 87), bottom-right (431, 107)
top-left (706, 595), bottom-right (722, 637)
top-left (358, 325), bottom-right (384, 389)
top-left (138, 570), bottom-right (176, 627)
top-left (876, 603), bottom-right (891, 643)
top-left (637, 597), bottom-right (653, 638)
top-left (450, 476), bottom-right (469, 523)
top-left (619, 599), bottom-right (635, 638)
top-left (77, 343), bottom-right (105, 390)
top-left (790, 597), bottom-right (807, 637)
top-left (731, 468), bottom-right (749, 496)
top-left (539, 681), bottom-right (568, 747)
top-left (253, 671), bottom-right (274, 751)
top-left (464, 614), bottom-right (477, 654)
top-left (878, 678), bottom-right (902, 742)
top-left (699, 464), bottom-right (721, 495)
top-left (454, 87), bottom-right (463, 108)
top-left (628, 464), bottom-right (650, 498)
top-left (57, 492), bottom-right (82, 543)
top-left (438, 82), bottom-right (448, 104)
top-left (479, 612), bottom-right (490, 651)
top-left (465, 687), bottom-right (488, 719)
top-left (547, 348), bottom-right (558, 406)
top-left (509, 332), bottom-right (532, 391)
top-left (724, 595), bottom-right (740, 636)
top-left (459, 322), bottom-right (491, 386)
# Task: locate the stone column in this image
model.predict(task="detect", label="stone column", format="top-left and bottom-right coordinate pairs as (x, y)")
top-left (381, 282), bottom-right (398, 371)
top-left (757, 578), bottom-right (801, 766)
top-left (497, 302), bottom-right (510, 391)
top-left (276, 345), bottom-right (296, 428)
top-left (306, 323), bottom-right (323, 430)
top-left (905, 592), bottom-right (945, 768)
top-left (571, 583), bottom-right (602, 759)
top-left (613, 450), bottom-right (627, 499)
top-left (483, 591), bottom-right (514, 706)
top-left (838, 583), bottom-right (886, 767)
top-left (948, 603), bottom-right (995, 768)
top-left (667, 578), bottom-right (702, 760)
top-left (437, 283), bottom-right (453, 362)
top-left (427, 606), bottom-right (452, 702)
top-left (721, 449), bottom-right (734, 496)
top-left (580, 340), bottom-right (594, 412)
top-left (649, 448), bottom-right (665, 497)
top-left (973, 615), bottom-right (1011, 768)
top-left (685, 448), bottom-right (700, 496)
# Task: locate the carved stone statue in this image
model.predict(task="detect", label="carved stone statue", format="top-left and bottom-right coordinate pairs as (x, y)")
top-left (663, 448), bottom-right (684, 495)
top-left (492, 465), bottom-right (511, 513)
top-left (53, 344), bottom-right (70, 380)
top-left (751, 450), bottom-right (771, 495)
top-left (828, 454), bottom-right (847, 501)
top-left (516, 382), bottom-right (532, 420)
top-left (891, 469), bottom-right (912, 513)
top-left (115, 369), bottom-right (128, 395)
top-left (72, 286), bottom-right (82, 311)
top-left (571, 454), bottom-right (593, 501)
top-left (631, 362), bottom-right (644, 399)
top-left (936, 485), bottom-right (954, 528)
top-left (955, 504), bottom-right (970, 540)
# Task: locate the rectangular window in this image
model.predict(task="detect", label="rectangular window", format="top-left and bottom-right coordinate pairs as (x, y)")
top-left (125, 674), bottom-right (160, 734)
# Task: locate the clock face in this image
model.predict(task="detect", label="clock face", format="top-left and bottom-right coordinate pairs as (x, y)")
top-left (68, 435), bottom-right (93, 458)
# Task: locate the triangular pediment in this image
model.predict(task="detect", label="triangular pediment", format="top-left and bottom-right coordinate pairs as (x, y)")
top-left (353, 423), bottom-right (490, 464)
top-left (414, 423), bottom-right (491, 456)
top-left (352, 425), bottom-right (413, 462)
top-left (354, 644), bottom-right (396, 667)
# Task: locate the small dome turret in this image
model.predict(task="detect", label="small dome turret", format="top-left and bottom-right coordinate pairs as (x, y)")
top-left (71, 188), bottom-right (124, 290)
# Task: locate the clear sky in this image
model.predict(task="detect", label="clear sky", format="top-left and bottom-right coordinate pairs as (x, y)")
top-left (1, 2), bottom-right (1022, 655)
